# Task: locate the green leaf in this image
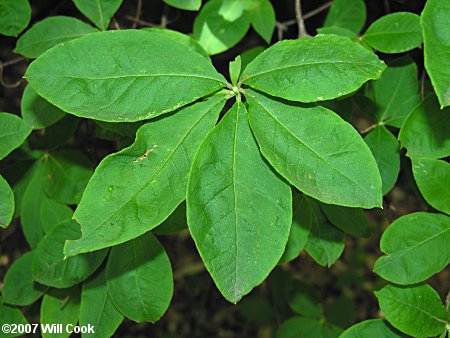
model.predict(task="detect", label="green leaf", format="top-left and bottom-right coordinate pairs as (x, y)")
top-left (319, 203), bottom-right (370, 238)
top-left (317, 27), bottom-right (358, 39)
top-left (0, 175), bottom-right (14, 228)
top-left (154, 202), bottom-right (188, 235)
top-left (288, 281), bottom-right (323, 319)
top-left (20, 162), bottom-right (46, 248)
top-left (141, 27), bottom-right (209, 59)
top-left (413, 158), bottom-right (450, 214)
top-left (242, 35), bottom-right (385, 103)
top-left (229, 55), bottom-right (241, 85)
top-left (64, 96), bottom-right (225, 257)
top-left (72, 0), bottom-right (122, 30)
top-left (364, 126), bottom-right (400, 195)
top-left (304, 199), bottom-right (345, 267)
top-left (2, 252), bottom-right (47, 306)
top-left (0, 113), bottom-right (32, 160)
top-left (399, 94), bottom-right (450, 158)
top-left (371, 56), bottom-right (420, 128)
top-left (29, 116), bottom-right (79, 150)
top-left (42, 150), bottom-right (93, 205)
top-left (363, 12), bottom-right (423, 54)
top-left (279, 191), bottom-right (312, 264)
top-left (0, 297), bottom-right (29, 338)
top-left (421, 0), bottom-right (450, 108)
top-left (40, 198), bottom-right (73, 233)
top-left (14, 16), bottom-right (97, 58)
top-left (41, 287), bottom-right (80, 338)
top-left (163, 0), bottom-right (201, 11)
top-left (241, 46), bottom-right (264, 70)
top-left (33, 220), bottom-right (108, 288)
top-left (80, 269), bottom-right (123, 337)
top-left (374, 212), bottom-right (450, 285)
top-left (326, 296), bottom-right (357, 328)
top-left (193, 0), bottom-right (251, 55)
top-left (0, 0), bottom-right (31, 37)
top-left (187, 102), bottom-right (292, 303)
top-left (25, 30), bottom-right (226, 122)
top-left (323, 0), bottom-right (366, 33)
top-left (249, 0), bottom-right (275, 43)
top-left (106, 232), bottom-right (173, 323)
top-left (246, 90), bottom-right (382, 208)
top-left (277, 316), bottom-right (342, 338)
top-left (21, 85), bottom-right (66, 130)
top-left (237, 294), bottom-right (274, 323)
top-left (340, 319), bottom-right (407, 338)
top-left (374, 284), bottom-right (447, 337)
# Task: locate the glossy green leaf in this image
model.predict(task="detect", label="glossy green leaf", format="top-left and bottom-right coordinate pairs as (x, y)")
top-left (242, 35), bottom-right (385, 103)
top-left (80, 269), bottom-right (123, 337)
top-left (72, 0), bottom-right (122, 30)
top-left (40, 198), bottom-right (73, 233)
top-left (421, 0), bottom-right (450, 108)
top-left (0, 175), bottom-right (14, 228)
top-left (193, 0), bottom-right (251, 55)
top-left (2, 252), bottom-right (47, 306)
top-left (0, 113), bottom-right (32, 160)
top-left (246, 90), bottom-right (382, 208)
top-left (279, 191), bottom-right (312, 264)
top-left (0, 297), bottom-right (29, 338)
top-left (33, 220), bottom-right (108, 288)
top-left (363, 12), bottom-right (422, 53)
top-left (304, 199), bottom-right (345, 267)
top-left (371, 57), bottom-right (420, 128)
top-left (106, 232), bottom-right (173, 323)
top-left (187, 102), bottom-right (292, 303)
top-left (26, 30), bottom-right (226, 122)
top-left (154, 202), bottom-right (188, 235)
top-left (374, 284), bottom-right (447, 337)
top-left (42, 150), bottom-right (93, 205)
top-left (413, 158), bottom-right (450, 214)
top-left (319, 203), bottom-right (370, 238)
top-left (277, 316), bottom-right (342, 338)
top-left (41, 287), bottom-right (80, 338)
top-left (21, 85), bottom-right (66, 130)
top-left (249, 0), bottom-right (275, 43)
top-left (163, 0), bottom-right (201, 11)
top-left (0, 0), bottom-right (31, 36)
top-left (323, 0), bottom-right (366, 33)
top-left (141, 27), bottom-right (209, 59)
top-left (340, 319), bottom-right (407, 338)
top-left (399, 95), bottom-right (450, 158)
top-left (64, 96), bottom-right (225, 257)
top-left (374, 212), bottom-right (450, 285)
top-left (364, 126), bottom-right (400, 195)
top-left (20, 162), bottom-right (46, 248)
top-left (15, 16), bottom-right (97, 58)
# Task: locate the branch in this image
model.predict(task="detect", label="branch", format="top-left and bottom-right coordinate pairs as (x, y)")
top-left (295, 0), bottom-right (308, 38)
top-left (0, 59), bottom-right (24, 88)
top-left (131, 0), bottom-right (142, 29)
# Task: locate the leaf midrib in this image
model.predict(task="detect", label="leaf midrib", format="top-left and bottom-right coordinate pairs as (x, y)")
top-left (243, 60), bottom-right (377, 81)
top-left (35, 73), bottom-right (226, 84)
